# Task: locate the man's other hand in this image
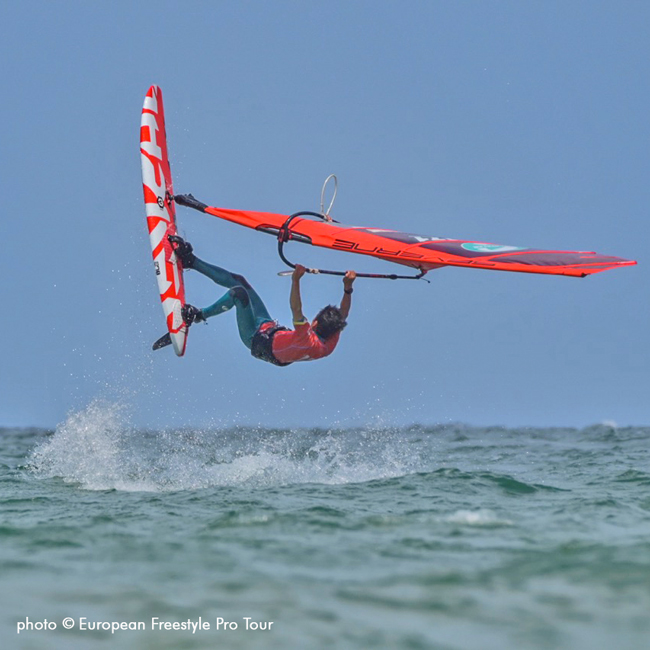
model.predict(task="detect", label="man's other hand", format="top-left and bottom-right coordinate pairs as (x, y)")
top-left (293, 264), bottom-right (307, 281)
top-left (343, 271), bottom-right (356, 289)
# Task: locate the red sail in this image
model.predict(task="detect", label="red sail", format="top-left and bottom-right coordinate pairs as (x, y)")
top-left (198, 204), bottom-right (636, 278)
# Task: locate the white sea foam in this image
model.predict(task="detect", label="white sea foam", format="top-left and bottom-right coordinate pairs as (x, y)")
top-left (28, 400), bottom-right (429, 492)
top-left (445, 509), bottom-right (513, 526)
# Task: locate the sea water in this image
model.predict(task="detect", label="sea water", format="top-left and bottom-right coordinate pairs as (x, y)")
top-left (1, 402), bottom-right (649, 649)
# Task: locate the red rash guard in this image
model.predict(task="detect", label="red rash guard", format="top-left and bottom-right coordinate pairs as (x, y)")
top-left (262, 321), bottom-right (340, 363)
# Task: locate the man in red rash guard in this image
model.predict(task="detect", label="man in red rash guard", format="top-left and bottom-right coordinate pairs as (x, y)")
top-left (172, 237), bottom-right (356, 367)
top-left (268, 264), bottom-right (355, 365)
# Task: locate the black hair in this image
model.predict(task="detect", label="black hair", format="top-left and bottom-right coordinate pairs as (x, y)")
top-left (313, 305), bottom-right (347, 340)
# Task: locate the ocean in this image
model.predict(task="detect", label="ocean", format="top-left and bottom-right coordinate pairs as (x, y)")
top-left (1, 402), bottom-right (649, 649)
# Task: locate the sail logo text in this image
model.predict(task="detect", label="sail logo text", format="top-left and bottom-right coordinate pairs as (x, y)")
top-left (332, 239), bottom-right (424, 259)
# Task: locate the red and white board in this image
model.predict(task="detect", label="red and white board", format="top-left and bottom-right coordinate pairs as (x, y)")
top-left (140, 85), bottom-right (187, 356)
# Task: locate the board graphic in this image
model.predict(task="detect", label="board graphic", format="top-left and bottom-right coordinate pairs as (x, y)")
top-left (140, 85), bottom-right (187, 356)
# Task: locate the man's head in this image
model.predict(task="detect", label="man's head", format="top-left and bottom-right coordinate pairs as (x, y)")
top-left (312, 305), bottom-right (347, 340)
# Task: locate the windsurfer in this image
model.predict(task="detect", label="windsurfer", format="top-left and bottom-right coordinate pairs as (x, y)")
top-left (169, 237), bottom-right (355, 366)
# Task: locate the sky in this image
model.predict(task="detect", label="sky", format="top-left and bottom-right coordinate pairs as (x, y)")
top-left (1, 1), bottom-right (648, 430)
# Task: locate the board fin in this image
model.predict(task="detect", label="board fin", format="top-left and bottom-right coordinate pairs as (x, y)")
top-left (152, 332), bottom-right (172, 351)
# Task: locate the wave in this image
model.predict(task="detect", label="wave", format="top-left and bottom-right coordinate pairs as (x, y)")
top-left (25, 401), bottom-right (647, 494)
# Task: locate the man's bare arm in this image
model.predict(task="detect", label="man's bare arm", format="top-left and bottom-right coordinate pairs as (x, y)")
top-left (339, 271), bottom-right (356, 320)
top-left (290, 264), bottom-right (307, 323)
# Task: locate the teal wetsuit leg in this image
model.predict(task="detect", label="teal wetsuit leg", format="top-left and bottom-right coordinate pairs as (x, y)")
top-left (192, 257), bottom-right (272, 349)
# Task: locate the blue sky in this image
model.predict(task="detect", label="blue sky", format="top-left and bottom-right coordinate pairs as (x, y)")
top-left (2, 2), bottom-right (648, 429)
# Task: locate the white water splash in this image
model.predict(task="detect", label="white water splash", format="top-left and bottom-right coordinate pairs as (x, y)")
top-left (28, 400), bottom-right (430, 492)
top-left (28, 400), bottom-right (139, 491)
